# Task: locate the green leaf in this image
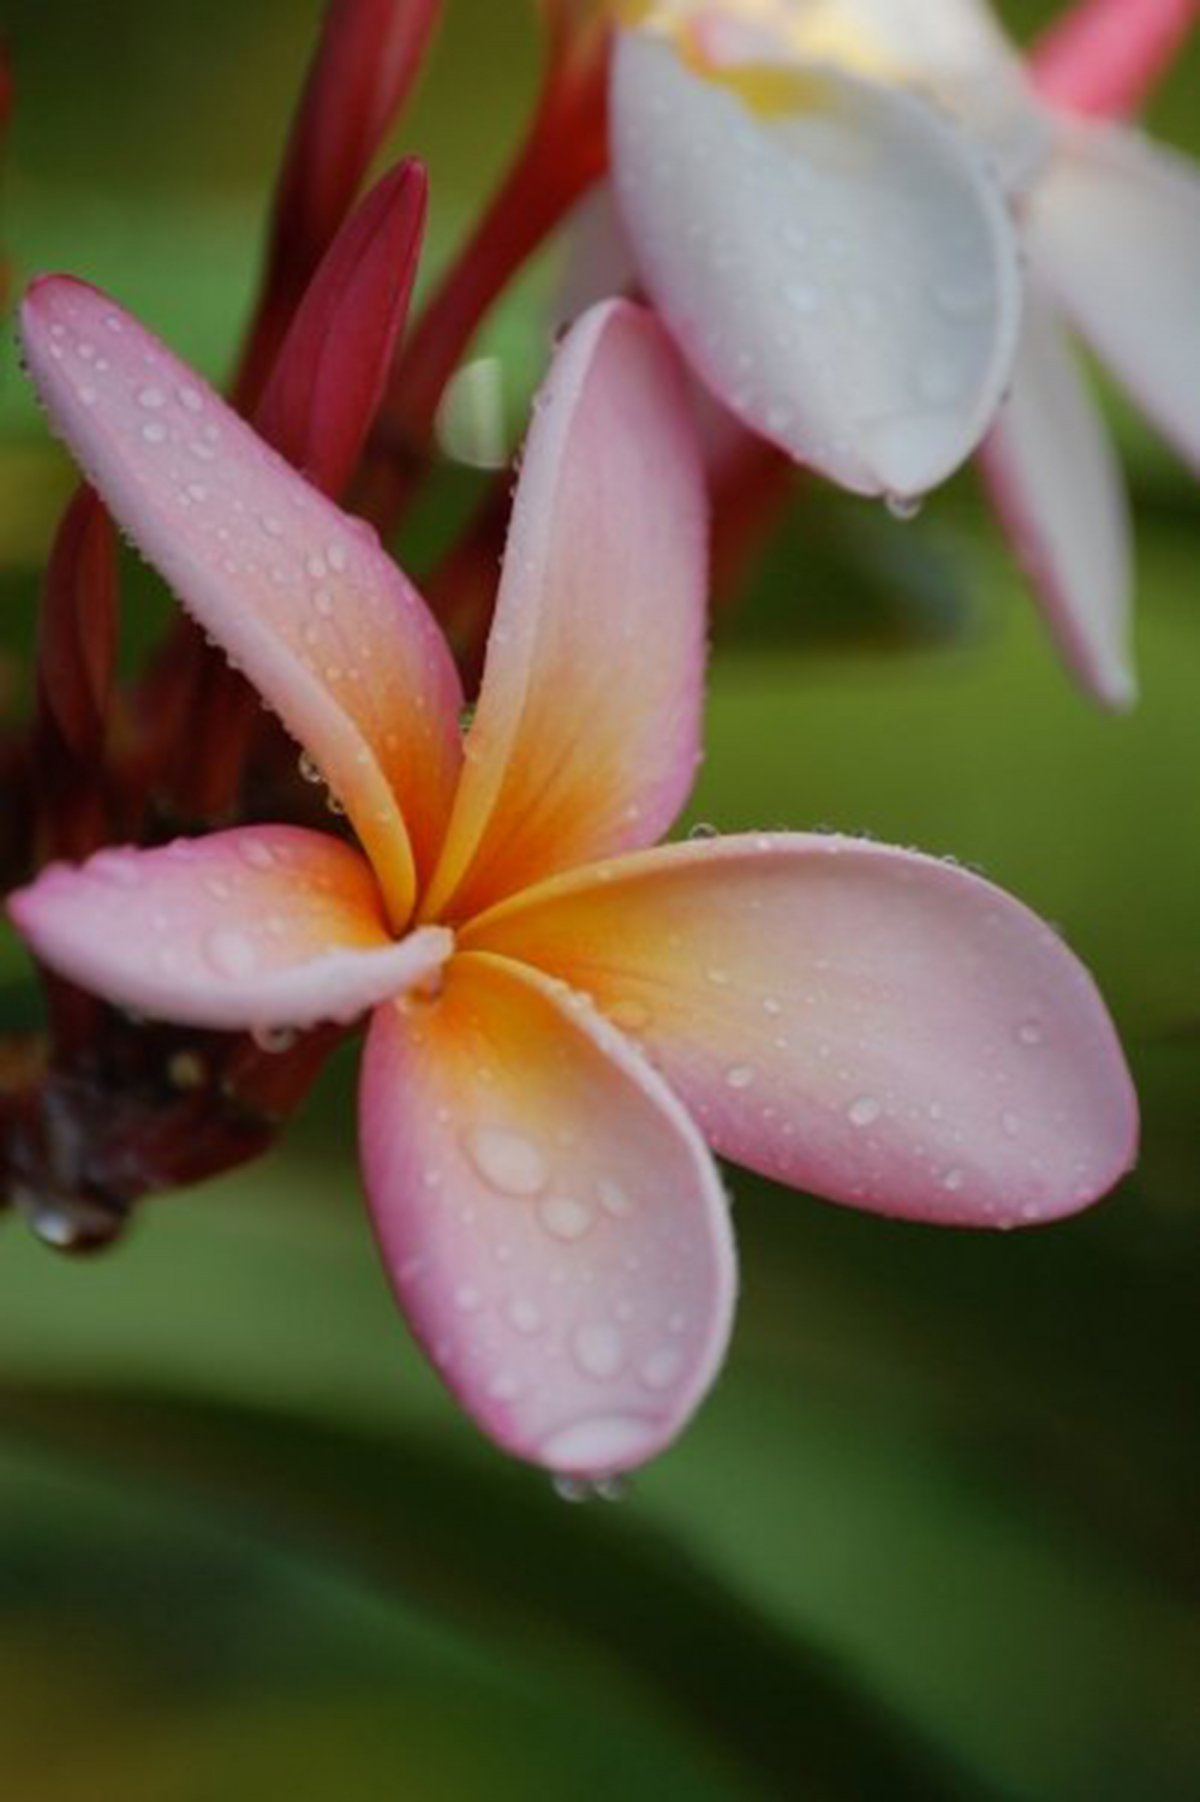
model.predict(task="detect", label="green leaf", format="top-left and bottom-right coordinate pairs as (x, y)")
top-left (0, 1381), bottom-right (988, 1802)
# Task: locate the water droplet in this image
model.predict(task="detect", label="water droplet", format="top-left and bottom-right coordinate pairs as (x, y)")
top-left (454, 1283), bottom-right (482, 1314)
top-left (885, 492), bottom-right (924, 522)
top-left (847, 1095), bottom-right (882, 1128)
top-left (464, 1126), bottom-right (549, 1197)
top-left (137, 385), bottom-right (165, 409)
top-left (706, 966), bottom-right (731, 987)
top-left (1017, 1020), bottom-right (1043, 1047)
top-left (178, 385), bottom-right (204, 412)
top-left (238, 838), bottom-right (276, 870)
top-left (186, 482), bottom-right (208, 503)
top-left (313, 589), bottom-right (335, 616)
top-left (206, 928), bottom-right (257, 979)
top-left (725, 1064), bottom-right (756, 1091)
top-left (572, 1322), bottom-right (625, 1380)
top-left (1001, 1110), bottom-right (1021, 1138)
top-left (298, 751), bottom-right (323, 785)
top-left (641, 1344), bottom-right (684, 1392)
top-left (539, 1194), bottom-right (595, 1241)
top-left (688, 821), bottom-right (719, 840)
top-left (942, 1166), bottom-right (965, 1192)
top-left (541, 1414), bottom-right (653, 1473)
top-left (597, 1176), bottom-right (635, 1219)
top-left (506, 1297), bottom-right (543, 1335)
top-left (251, 1026), bottom-right (297, 1054)
top-left (785, 279), bottom-right (821, 315)
top-left (141, 422), bottom-right (167, 444)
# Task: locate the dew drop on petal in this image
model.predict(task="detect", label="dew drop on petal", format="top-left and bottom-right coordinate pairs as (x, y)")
top-left (847, 1095), bottom-right (882, 1128)
top-left (206, 928), bottom-right (258, 979)
top-left (572, 1322), bottom-right (626, 1380)
top-left (539, 1194), bottom-right (595, 1242)
top-left (464, 1127), bottom-right (549, 1197)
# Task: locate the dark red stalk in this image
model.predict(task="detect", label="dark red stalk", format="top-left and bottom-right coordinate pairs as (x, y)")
top-left (234, 0), bottom-right (442, 411)
top-left (359, 12), bottom-right (612, 529)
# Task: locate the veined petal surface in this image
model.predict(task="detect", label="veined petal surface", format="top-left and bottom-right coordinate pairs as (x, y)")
top-left (610, 29), bottom-right (1023, 499)
top-left (359, 951), bottom-right (735, 1475)
top-left (465, 834), bottom-right (1138, 1226)
top-left (980, 292), bottom-right (1135, 710)
top-left (20, 278), bottom-right (464, 928)
top-left (1027, 123), bottom-right (1200, 476)
top-left (9, 827), bottom-right (451, 1031)
top-left (422, 302), bottom-right (707, 923)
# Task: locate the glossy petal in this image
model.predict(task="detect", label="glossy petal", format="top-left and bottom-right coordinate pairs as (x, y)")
top-left (8, 827), bottom-right (452, 1031)
top-left (1028, 122), bottom-right (1200, 476)
top-left (980, 293), bottom-right (1134, 710)
top-left (465, 835), bottom-right (1138, 1227)
top-left (610, 29), bottom-right (1023, 499)
top-left (421, 301), bottom-right (707, 922)
top-left (359, 951), bottom-right (736, 1475)
top-left (21, 278), bottom-right (464, 929)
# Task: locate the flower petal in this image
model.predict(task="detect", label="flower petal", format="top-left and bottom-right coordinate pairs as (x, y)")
top-left (465, 835), bottom-right (1138, 1227)
top-left (421, 300), bottom-right (707, 923)
top-left (1027, 122), bottom-right (1200, 476)
top-left (359, 950), bottom-right (736, 1475)
top-left (20, 277), bottom-right (464, 930)
top-left (8, 827), bottom-right (451, 1032)
top-left (979, 292), bottom-right (1135, 710)
top-left (1030, 0), bottom-right (1198, 121)
top-left (610, 29), bottom-right (1023, 499)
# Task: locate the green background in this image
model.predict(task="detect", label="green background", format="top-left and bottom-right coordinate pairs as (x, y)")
top-left (1, 3), bottom-right (1198, 1796)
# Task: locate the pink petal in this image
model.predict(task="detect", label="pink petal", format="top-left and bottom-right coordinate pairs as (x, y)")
top-left (610, 29), bottom-right (1023, 500)
top-left (1027, 122), bottom-right (1200, 477)
top-left (465, 835), bottom-right (1138, 1228)
top-left (359, 951), bottom-right (736, 1475)
top-left (255, 159), bottom-right (428, 500)
top-left (979, 293), bottom-right (1135, 710)
top-left (1030, 0), bottom-right (1198, 121)
top-left (20, 277), bottom-right (463, 930)
top-left (8, 827), bottom-right (451, 1032)
top-left (421, 301), bottom-right (707, 922)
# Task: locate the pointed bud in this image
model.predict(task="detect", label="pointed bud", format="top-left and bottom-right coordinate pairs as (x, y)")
top-left (1031, 0), bottom-right (1198, 118)
top-left (255, 159), bottom-right (427, 498)
top-left (236, 0), bottom-right (442, 407)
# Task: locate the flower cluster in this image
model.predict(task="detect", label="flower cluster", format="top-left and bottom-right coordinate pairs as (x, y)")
top-left (3, 0), bottom-right (1189, 1479)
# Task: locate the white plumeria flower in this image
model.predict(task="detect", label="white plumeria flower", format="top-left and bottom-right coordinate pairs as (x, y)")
top-left (608, 0), bottom-right (1200, 706)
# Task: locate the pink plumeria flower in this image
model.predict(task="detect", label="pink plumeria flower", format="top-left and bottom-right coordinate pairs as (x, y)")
top-left (11, 276), bottom-right (1136, 1479)
top-left (608, 0), bottom-right (1028, 502)
top-left (610, 0), bottom-right (1200, 707)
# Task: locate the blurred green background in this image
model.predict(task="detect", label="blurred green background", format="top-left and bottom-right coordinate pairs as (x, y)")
top-left (2, 2), bottom-right (1199, 1796)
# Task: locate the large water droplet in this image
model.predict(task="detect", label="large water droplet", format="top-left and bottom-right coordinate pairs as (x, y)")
top-left (539, 1194), bottom-right (595, 1242)
top-left (847, 1095), bottom-right (881, 1128)
top-left (464, 1127), bottom-right (549, 1197)
top-left (572, 1322), bottom-right (625, 1380)
top-left (641, 1344), bottom-right (684, 1392)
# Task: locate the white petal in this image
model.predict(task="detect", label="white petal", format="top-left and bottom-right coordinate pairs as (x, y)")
top-left (611, 29), bottom-right (1023, 499)
top-left (1028, 121), bottom-right (1200, 477)
top-left (980, 293), bottom-right (1135, 710)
